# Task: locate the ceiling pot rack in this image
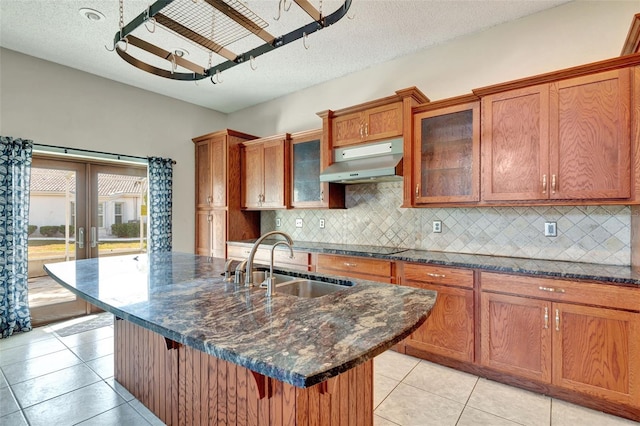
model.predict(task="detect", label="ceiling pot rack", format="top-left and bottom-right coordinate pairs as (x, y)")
top-left (110, 0), bottom-right (353, 82)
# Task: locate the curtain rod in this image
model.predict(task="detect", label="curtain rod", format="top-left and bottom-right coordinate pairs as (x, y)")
top-left (33, 143), bottom-right (176, 164)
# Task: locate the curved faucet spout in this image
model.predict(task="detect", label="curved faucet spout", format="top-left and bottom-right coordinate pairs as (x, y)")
top-left (245, 231), bottom-right (294, 286)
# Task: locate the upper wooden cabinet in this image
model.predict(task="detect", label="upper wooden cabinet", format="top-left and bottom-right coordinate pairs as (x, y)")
top-left (413, 97), bottom-right (480, 204)
top-left (192, 129), bottom-right (260, 258)
top-left (332, 102), bottom-right (403, 147)
top-left (481, 68), bottom-right (631, 202)
top-left (241, 134), bottom-right (290, 210)
top-left (290, 129), bottom-right (344, 209)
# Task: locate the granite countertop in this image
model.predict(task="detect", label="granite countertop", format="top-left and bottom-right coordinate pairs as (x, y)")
top-left (229, 240), bottom-right (640, 286)
top-left (44, 252), bottom-right (436, 388)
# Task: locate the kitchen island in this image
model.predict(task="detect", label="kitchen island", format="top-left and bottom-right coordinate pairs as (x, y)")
top-left (44, 252), bottom-right (436, 426)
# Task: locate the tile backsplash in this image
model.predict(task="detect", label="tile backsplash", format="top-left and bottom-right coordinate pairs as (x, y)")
top-left (261, 182), bottom-right (631, 266)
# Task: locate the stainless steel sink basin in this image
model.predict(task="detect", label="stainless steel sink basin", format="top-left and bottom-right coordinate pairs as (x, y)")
top-left (259, 273), bottom-right (351, 298)
top-left (275, 279), bottom-right (349, 298)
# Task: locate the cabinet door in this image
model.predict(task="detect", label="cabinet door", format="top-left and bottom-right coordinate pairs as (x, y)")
top-left (404, 283), bottom-right (474, 362)
top-left (332, 111), bottom-right (364, 147)
top-left (364, 102), bottom-right (403, 142)
top-left (414, 102), bottom-right (480, 203)
top-left (481, 85), bottom-right (550, 201)
top-left (549, 69), bottom-right (631, 200)
top-left (241, 143), bottom-right (264, 209)
top-left (210, 137), bottom-right (227, 207)
top-left (291, 137), bottom-right (323, 208)
top-left (195, 140), bottom-right (212, 209)
top-left (481, 292), bottom-right (552, 382)
top-left (552, 302), bottom-right (639, 405)
top-left (195, 209), bottom-right (211, 256)
top-left (210, 209), bottom-right (227, 259)
top-left (262, 139), bottom-right (287, 208)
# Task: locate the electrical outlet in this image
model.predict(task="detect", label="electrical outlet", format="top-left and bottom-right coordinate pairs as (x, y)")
top-left (295, 218), bottom-right (303, 228)
top-left (545, 222), bottom-right (557, 237)
top-left (319, 218), bottom-right (325, 229)
top-left (275, 218), bottom-right (281, 227)
top-left (433, 220), bottom-right (442, 233)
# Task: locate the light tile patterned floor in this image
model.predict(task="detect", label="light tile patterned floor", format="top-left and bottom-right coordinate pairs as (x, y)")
top-left (1, 315), bottom-right (638, 425)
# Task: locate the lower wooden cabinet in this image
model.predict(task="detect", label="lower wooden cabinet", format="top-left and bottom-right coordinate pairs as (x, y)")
top-left (480, 272), bottom-right (640, 408)
top-left (400, 263), bottom-right (475, 363)
top-left (315, 253), bottom-right (394, 283)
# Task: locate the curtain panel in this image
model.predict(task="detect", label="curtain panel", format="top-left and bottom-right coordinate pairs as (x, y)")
top-left (148, 157), bottom-right (173, 253)
top-left (0, 137), bottom-right (34, 338)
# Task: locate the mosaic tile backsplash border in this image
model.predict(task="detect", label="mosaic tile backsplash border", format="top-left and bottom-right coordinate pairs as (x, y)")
top-left (261, 182), bottom-right (631, 266)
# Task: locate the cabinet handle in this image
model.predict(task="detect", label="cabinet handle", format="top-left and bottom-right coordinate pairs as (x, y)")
top-left (207, 195), bottom-right (212, 204)
top-left (207, 214), bottom-right (212, 223)
top-left (555, 308), bottom-right (560, 331)
top-left (344, 262), bottom-right (358, 267)
top-left (542, 174), bottom-right (547, 194)
top-left (415, 184), bottom-right (419, 197)
top-left (426, 272), bottom-right (446, 278)
top-left (538, 286), bottom-right (565, 293)
top-left (359, 125), bottom-right (364, 139)
top-left (364, 123), bottom-right (369, 137)
top-left (77, 227), bottom-right (85, 249)
top-left (320, 190), bottom-right (324, 202)
top-left (551, 174), bottom-right (557, 194)
top-left (544, 307), bottom-right (549, 329)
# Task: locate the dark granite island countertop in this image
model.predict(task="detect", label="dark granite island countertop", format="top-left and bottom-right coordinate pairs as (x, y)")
top-left (44, 252), bottom-right (436, 388)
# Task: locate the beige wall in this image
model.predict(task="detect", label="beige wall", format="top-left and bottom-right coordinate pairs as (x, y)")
top-left (227, 1), bottom-right (638, 135)
top-left (0, 48), bottom-right (226, 252)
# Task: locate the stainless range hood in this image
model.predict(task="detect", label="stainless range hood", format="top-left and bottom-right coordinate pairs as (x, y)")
top-left (319, 139), bottom-right (403, 184)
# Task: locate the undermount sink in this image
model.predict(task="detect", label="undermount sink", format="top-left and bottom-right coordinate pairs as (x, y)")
top-left (260, 273), bottom-right (352, 298)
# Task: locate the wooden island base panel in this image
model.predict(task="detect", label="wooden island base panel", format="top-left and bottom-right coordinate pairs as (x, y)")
top-left (114, 319), bottom-right (374, 426)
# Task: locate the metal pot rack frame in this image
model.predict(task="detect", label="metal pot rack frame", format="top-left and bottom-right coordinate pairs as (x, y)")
top-left (111, 0), bottom-right (353, 82)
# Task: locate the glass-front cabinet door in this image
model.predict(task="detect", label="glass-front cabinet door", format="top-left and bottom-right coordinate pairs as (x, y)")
top-left (413, 100), bottom-right (480, 204)
top-left (290, 129), bottom-right (344, 209)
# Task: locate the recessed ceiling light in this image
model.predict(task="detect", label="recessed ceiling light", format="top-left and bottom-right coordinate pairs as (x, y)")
top-left (79, 8), bottom-right (105, 22)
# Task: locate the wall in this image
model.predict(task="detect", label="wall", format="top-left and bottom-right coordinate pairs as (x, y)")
top-left (262, 183), bottom-right (630, 266)
top-left (0, 48), bottom-right (226, 252)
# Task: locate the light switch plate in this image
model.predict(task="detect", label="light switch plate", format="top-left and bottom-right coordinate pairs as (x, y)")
top-left (319, 219), bottom-right (325, 229)
top-left (545, 222), bottom-right (557, 237)
top-left (433, 220), bottom-right (442, 233)
top-left (295, 218), bottom-right (303, 228)
top-left (275, 218), bottom-right (281, 227)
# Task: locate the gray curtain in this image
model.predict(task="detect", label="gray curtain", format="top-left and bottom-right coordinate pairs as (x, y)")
top-left (0, 137), bottom-right (34, 338)
top-left (148, 157), bottom-right (173, 253)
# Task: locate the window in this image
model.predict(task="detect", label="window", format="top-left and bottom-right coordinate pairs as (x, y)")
top-left (114, 203), bottom-right (123, 225)
top-left (98, 203), bottom-right (104, 228)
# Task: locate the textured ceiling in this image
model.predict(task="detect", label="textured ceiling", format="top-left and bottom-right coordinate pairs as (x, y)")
top-left (0, 0), bottom-right (569, 113)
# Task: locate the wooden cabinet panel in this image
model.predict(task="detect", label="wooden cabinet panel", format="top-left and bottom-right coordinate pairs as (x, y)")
top-left (332, 102), bottom-right (403, 148)
top-left (365, 102), bottom-right (403, 142)
top-left (550, 69), bottom-right (631, 200)
top-left (195, 140), bottom-right (212, 208)
top-left (241, 136), bottom-right (289, 210)
top-left (210, 209), bottom-right (227, 259)
top-left (553, 303), bottom-right (640, 405)
top-left (210, 137), bottom-right (227, 207)
top-left (481, 292), bottom-right (552, 382)
top-left (195, 209), bottom-right (212, 256)
top-left (481, 85), bottom-right (550, 201)
top-left (404, 282), bottom-right (474, 362)
top-left (242, 143), bottom-right (265, 209)
top-left (414, 101), bottom-right (480, 203)
top-left (316, 253), bottom-right (392, 282)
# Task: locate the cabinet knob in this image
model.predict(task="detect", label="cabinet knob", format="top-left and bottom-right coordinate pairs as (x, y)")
top-left (542, 175), bottom-right (547, 194)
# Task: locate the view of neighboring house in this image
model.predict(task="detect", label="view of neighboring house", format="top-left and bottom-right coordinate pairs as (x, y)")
top-left (29, 168), bottom-right (147, 239)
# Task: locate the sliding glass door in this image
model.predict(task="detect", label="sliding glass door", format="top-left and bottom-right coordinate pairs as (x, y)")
top-left (28, 157), bottom-right (147, 326)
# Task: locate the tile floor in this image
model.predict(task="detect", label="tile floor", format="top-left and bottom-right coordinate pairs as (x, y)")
top-left (0, 315), bottom-right (638, 426)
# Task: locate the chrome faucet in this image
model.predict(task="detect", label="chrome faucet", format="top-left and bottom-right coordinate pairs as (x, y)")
top-left (234, 259), bottom-right (247, 285)
top-left (245, 231), bottom-right (294, 286)
top-left (266, 240), bottom-right (294, 297)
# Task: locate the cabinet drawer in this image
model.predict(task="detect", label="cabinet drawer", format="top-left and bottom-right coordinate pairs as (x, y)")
top-left (480, 272), bottom-right (640, 312)
top-left (316, 254), bottom-right (392, 279)
top-left (402, 263), bottom-right (474, 289)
